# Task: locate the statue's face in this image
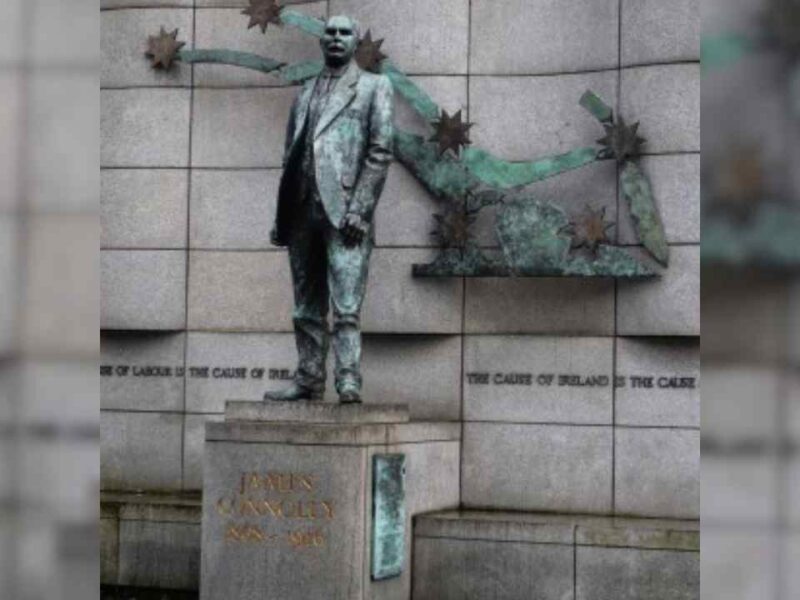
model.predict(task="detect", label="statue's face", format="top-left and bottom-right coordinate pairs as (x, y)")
top-left (320, 16), bottom-right (359, 67)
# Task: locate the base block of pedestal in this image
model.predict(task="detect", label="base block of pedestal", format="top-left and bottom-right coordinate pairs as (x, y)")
top-left (413, 511), bottom-right (699, 600)
top-left (200, 402), bottom-right (460, 600)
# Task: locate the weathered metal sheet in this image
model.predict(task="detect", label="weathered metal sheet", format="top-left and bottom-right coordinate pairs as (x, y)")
top-left (579, 89), bottom-right (613, 124)
top-left (179, 49), bottom-right (284, 75)
top-left (462, 146), bottom-right (598, 189)
top-left (393, 130), bottom-right (479, 198)
top-left (280, 9), bottom-right (325, 37)
top-left (496, 198), bottom-right (572, 275)
top-left (372, 454), bottom-right (407, 581)
top-left (620, 161), bottom-right (670, 266)
top-left (382, 63), bottom-right (440, 121)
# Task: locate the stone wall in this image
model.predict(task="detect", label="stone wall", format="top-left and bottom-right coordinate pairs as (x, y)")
top-left (101, 0), bottom-right (699, 519)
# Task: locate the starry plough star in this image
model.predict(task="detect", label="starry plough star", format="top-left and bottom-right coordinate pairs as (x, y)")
top-left (430, 109), bottom-right (473, 157)
top-left (355, 30), bottom-right (387, 73)
top-left (568, 206), bottom-right (615, 253)
top-left (146, 27), bottom-right (186, 69)
top-left (242, 0), bottom-right (283, 34)
top-left (432, 201), bottom-right (476, 249)
top-left (597, 117), bottom-right (646, 163)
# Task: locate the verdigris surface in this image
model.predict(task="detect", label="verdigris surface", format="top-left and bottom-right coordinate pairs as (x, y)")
top-left (143, 2), bottom-right (670, 278)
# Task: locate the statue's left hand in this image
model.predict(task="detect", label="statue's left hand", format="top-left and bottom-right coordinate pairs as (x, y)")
top-left (340, 213), bottom-right (368, 247)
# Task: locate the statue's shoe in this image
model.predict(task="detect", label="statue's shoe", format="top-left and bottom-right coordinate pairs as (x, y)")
top-left (264, 383), bottom-right (323, 402)
top-left (338, 388), bottom-right (362, 404)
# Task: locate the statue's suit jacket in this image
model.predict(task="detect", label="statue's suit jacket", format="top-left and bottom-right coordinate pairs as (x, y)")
top-left (274, 62), bottom-right (395, 244)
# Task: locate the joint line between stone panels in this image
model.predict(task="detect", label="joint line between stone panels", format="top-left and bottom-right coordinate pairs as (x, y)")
top-left (573, 525), bottom-right (578, 597)
top-left (464, 420), bottom-right (699, 430)
top-left (179, 0), bottom-right (197, 492)
top-left (613, 0), bottom-right (622, 517)
top-left (415, 535), bottom-right (574, 548)
top-left (574, 544), bottom-right (700, 554)
top-left (100, 5), bottom-right (198, 11)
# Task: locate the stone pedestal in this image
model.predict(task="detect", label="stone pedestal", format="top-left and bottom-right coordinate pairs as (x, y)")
top-left (200, 401), bottom-right (460, 600)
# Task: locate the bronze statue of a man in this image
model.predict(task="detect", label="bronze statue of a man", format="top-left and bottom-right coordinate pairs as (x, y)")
top-left (266, 15), bottom-right (395, 404)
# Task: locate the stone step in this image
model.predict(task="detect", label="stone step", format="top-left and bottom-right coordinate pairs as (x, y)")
top-left (224, 400), bottom-right (411, 424)
top-left (413, 510), bottom-right (699, 600)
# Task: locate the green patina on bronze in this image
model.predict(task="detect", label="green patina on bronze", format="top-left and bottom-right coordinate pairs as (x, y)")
top-left (495, 198), bottom-right (655, 277)
top-left (579, 89), bottom-right (614, 124)
top-left (178, 49), bottom-right (284, 74)
top-left (152, 10), bottom-right (669, 279)
top-left (462, 146), bottom-right (599, 189)
top-left (621, 161), bottom-right (669, 266)
top-left (372, 454), bottom-right (406, 581)
top-left (393, 130), bottom-right (479, 198)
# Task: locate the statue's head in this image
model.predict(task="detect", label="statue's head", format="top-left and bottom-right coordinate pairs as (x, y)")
top-left (320, 15), bottom-right (360, 68)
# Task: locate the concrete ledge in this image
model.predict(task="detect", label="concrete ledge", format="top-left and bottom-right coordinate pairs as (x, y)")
top-left (413, 511), bottom-right (699, 600)
top-left (224, 400), bottom-right (411, 424)
top-left (415, 510), bottom-right (699, 551)
top-left (206, 420), bottom-right (461, 446)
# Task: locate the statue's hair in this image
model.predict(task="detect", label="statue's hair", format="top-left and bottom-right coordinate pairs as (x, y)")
top-left (327, 15), bottom-right (361, 41)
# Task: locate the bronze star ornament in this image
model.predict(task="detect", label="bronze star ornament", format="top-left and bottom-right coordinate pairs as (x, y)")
top-left (355, 30), bottom-right (387, 73)
top-left (146, 27), bottom-right (186, 70)
top-left (597, 117), bottom-right (646, 162)
top-left (432, 201), bottom-right (476, 249)
top-left (430, 110), bottom-right (473, 157)
top-left (568, 206), bottom-right (615, 253)
top-left (242, 0), bottom-right (283, 34)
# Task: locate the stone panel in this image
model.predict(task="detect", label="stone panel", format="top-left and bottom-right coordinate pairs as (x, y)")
top-left (15, 360), bottom-right (99, 426)
top-left (615, 337), bottom-right (700, 427)
top-left (617, 245), bottom-right (700, 336)
top-left (100, 411), bottom-right (183, 491)
top-left (101, 250), bottom-right (187, 330)
top-left (185, 332), bottom-right (461, 419)
top-left (194, 4), bottom-right (326, 87)
top-left (0, 218), bottom-right (18, 354)
top-left (32, 0), bottom-right (98, 66)
top-left (101, 169), bottom-right (188, 249)
top-left (187, 250), bottom-right (293, 332)
top-left (190, 169), bottom-right (278, 250)
top-left (183, 413), bottom-right (224, 490)
top-left (23, 215), bottom-right (99, 354)
top-left (621, 0), bottom-right (700, 66)
top-left (0, 73), bottom-right (21, 211)
top-left (373, 165), bottom-right (438, 248)
top-left (330, 0), bottom-right (470, 74)
top-left (28, 73), bottom-right (99, 212)
top-left (462, 423), bottom-right (613, 513)
top-left (621, 64), bottom-right (700, 154)
top-left (191, 87), bottom-right (299, 168)
top-left (471, 0), bottom-right (618, 75)
top-left (615, 428), bottom-right (699, 518)
top-left (470, 72), bottom-right (618, 160)
top-left (701, 456), bottom-right (777, 525)
top-left (618, 154), bottom-right (700, 245)
top-left (413, 537), bottom-right (573, 600)
top-left (701, 531), bottom-right (776, 600)
top-left (363, 249), bottom-right (463, 333)
top-left (100, 516), bottom-right (119, 585)
top-left (101, 89), bottom-right (191, 167)
top-left (101, 332), bottom-right (186, 411)
top-left (119, 519), bottom-right (201, 590)
top-left (701, 366), bottom-right (779, 443)
top-left (464, 336), bottom-right (613, 424)
top-left (102, 0), bottom-right (192, 7)
top-left (101, 8), bottom-right (194, 88)
top-left (465, 278), bottom-right (614, 335)
top-left (576, 546), bottom-right (699, 600)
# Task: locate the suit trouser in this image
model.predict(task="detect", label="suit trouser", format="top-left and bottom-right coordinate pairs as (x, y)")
top-left (288, 191), bottom-right (372, 393)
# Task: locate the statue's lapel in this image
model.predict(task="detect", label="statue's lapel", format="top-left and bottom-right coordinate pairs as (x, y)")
top-left (292, 79), bottom-right (316, 146)
top-left (314, 63), bottom-right (360, 139)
